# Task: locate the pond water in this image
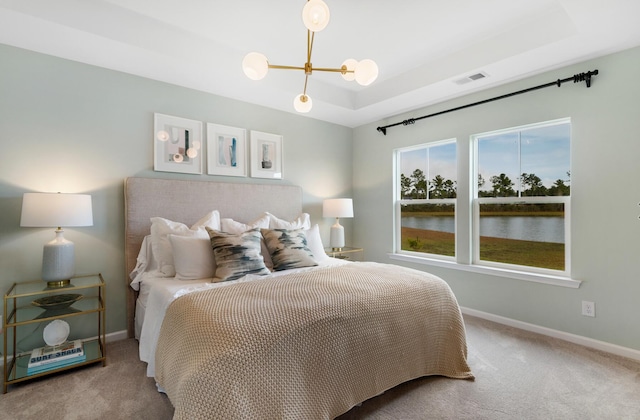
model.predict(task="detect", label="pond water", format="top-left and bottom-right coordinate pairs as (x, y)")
top-left (402, 216), bottom-right (565, 243)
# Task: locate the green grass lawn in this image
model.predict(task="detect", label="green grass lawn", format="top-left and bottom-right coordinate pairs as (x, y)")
top-left (401, 227), bottom-right (564, 270)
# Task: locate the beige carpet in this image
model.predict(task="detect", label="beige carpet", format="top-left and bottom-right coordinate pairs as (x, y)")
top-left (1, 315), bottom-right (639, 419)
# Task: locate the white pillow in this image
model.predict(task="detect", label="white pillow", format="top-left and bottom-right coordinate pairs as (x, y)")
top-left (129, 235), bottom-right (154, 291)
top-left (150, 210), bottom-right (220, 277)
top-left (221, 213), bottom-right (273, 269)
top-left (169, 235), bottom-right (216, 280)
top-left (266, 212), bottom-right (311, 230)
top-left (220, 213), bottom-right (270, 233)
top-left (304, 224), bottom-right (330, 263)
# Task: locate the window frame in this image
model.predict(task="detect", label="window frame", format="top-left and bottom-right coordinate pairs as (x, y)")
top-left (394, 139), bottom-right (457, 261)
top-left (390, 118), bottom-right (579, 288)
top-left (472, 118), bottom-right (571, 277)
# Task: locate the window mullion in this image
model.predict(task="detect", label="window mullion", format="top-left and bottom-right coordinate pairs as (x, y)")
top-left (518, 131), bottom-right (522, 198)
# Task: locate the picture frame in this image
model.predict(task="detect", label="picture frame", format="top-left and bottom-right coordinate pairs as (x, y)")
top-left (250, 131), bottom-right (283, 179)
top-left (206, 123), bottom-right (247, 177)
top-left (153, 113), bottom-right (203, 174)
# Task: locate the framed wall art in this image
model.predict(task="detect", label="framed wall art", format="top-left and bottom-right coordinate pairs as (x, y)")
top-left (206, 123), bottom-right (247, 177)
top-left (153, 113), bottom-right (203, 174)
top-left (250, 131), bottom-right (283, 179)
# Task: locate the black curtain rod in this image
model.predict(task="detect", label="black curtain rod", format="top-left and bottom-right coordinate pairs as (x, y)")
top-left (376, 69), bottom-right (599, 135)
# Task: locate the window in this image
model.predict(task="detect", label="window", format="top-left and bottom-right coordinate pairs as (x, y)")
top-left (393, 118), bottom-right (571, 279)
top-left (395, 140), bottom-right (457, 258)
top-left (474, 119), bottom-right (570, 274)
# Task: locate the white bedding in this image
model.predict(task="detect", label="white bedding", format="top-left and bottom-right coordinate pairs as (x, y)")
top-left (136, 258), bottom-right (349, 377)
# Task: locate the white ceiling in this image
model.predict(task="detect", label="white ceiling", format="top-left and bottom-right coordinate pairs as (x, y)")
top-left (1, 0), bottom-right (639, 128)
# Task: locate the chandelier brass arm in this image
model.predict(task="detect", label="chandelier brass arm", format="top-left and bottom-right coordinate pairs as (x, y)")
top-left (267, 64), bottom-right (353, 74)
top-left (242, 0), bottom-right (378, 113)
top-left (267, 64), bottom-right (307, 71)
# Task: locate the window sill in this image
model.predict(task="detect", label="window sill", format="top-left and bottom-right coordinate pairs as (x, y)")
top-left (387, 253), bottom-right (582, 289)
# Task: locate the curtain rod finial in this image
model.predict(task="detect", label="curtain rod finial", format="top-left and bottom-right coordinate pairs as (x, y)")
top-left (377, 126), bottom-right (387, 135)
top-left (574, 69), bottom-right (598, 88)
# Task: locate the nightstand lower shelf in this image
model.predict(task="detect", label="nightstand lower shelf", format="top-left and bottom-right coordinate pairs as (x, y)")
top-left (7, 339), bottom-right (105, 385)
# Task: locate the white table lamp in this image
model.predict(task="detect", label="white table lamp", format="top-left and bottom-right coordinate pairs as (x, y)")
top-left (20, 193), bottom-right (93, 288)
top-left (323, 198), bottom-right (353, 251)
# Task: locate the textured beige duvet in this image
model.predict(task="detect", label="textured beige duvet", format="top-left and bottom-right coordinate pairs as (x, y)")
top-left (155, 262), bottom-right (473, 419)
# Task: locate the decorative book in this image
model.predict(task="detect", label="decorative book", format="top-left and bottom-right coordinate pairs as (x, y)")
top-left (28, 339), bottom-right (85, 368)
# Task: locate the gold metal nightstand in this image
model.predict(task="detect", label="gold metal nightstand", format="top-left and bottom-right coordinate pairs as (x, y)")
top-left (324, 247), bottom-right (364, 261)
top-left (3, 274), bottom-right (106, 393)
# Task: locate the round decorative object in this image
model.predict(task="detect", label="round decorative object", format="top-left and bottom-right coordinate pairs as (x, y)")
top-left (156, 130), bottom-right (170, 141)
top-left (43, 319), bottom-right (70, 346)
top-left (32, 293), bottom-right (82, 310)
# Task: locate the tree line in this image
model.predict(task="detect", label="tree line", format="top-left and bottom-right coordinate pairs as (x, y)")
top-left (401, 169), bottom-right (570, 199)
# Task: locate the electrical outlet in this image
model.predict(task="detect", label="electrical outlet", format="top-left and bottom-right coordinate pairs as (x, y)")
top-left (582, 301), bottom-right (595, 317)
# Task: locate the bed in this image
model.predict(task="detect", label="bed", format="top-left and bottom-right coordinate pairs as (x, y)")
top-left (124, 177), bottom-right (473, 419)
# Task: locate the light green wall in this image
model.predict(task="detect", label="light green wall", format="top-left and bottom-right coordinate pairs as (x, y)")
top-left (352, 46), bottom-right (640, 351)
top-left (3, 42), bottom-right (639, 354)
top-left (0, 44), bottom-right (353, 339)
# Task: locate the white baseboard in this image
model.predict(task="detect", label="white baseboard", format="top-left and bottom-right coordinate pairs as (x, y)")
top-left (461, 307), bottom-right (640, 362)
top-left (106, 330), bottom-right (128, 343)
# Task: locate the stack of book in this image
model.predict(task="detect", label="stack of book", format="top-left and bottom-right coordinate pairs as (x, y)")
top-left (27, 339), bottom-right (86, 375)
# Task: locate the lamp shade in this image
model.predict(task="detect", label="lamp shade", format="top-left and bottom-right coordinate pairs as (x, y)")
top-left (323, 198), bottom-right (354, 218)
top-left (21, 193), bottom-right (93, 227)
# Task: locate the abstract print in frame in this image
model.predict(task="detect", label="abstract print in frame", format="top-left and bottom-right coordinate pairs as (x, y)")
top-left (250, 130), bottom-right (283, 179)
top-left (153, 113), bottom-right (203, 174)
top-left (206, 123), bottom-right (247, 177)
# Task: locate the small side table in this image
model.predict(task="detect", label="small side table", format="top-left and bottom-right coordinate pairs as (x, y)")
top-left (3, 274), bottom-right (106, 393)
top-left (325, 247), bottom-right (364, 261)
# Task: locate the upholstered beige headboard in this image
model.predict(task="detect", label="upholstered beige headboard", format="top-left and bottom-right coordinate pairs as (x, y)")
top-left (124, 177), bottom-right (303, 337)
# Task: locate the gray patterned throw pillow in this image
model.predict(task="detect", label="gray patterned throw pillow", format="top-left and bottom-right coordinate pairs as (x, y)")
top-left (206, 227), bottom-right (270, 281)
top-left (261, 228), bottom-right (318, 271)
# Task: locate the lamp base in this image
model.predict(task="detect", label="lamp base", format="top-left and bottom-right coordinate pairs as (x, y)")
top-left (329, 219), bottom-right (345, 250)
top-left (45, 279), bottom-right (73, 289)
top-left (42, 229), bottom-right (75, 287)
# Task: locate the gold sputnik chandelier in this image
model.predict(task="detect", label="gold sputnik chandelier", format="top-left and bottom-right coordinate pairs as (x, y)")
top-left (242, 0), bottom-right (378, 113)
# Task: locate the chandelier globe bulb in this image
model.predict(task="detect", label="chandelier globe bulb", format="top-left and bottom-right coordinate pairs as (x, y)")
top-left (354, 59), bottom-right (379, 86)
top-left (242, 52), bottom-right (269, 80)
top-left (293, 94), bottom-right (313, 113)
top-left (341, 59), bottom-right (357, 81)
top-left (302, 0), bottom-right (330, 32)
